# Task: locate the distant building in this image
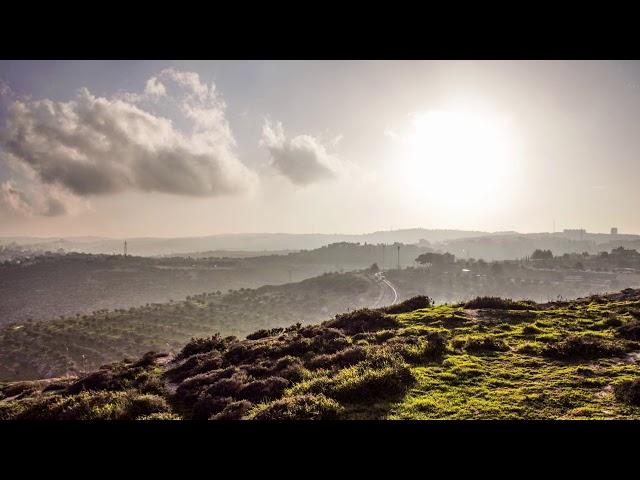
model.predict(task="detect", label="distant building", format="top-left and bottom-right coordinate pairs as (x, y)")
top-left (611, 227), bottom-right (618, 235)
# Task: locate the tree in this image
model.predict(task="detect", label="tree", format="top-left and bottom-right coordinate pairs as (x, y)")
top-left (531, 249), bottom-right (553, 260)
top-left (415, 252), bottom-right (455, 266)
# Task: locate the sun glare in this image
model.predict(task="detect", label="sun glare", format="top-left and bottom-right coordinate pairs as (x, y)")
top-left (402, 110), bottom-right (516, 210)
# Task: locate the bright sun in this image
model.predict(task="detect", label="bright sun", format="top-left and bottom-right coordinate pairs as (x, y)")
top-left (402, 110), bottom-right (515, 210)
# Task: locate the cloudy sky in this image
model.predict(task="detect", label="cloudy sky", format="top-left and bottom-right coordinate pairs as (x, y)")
top-left (1, 60), bottom-right (639, 237)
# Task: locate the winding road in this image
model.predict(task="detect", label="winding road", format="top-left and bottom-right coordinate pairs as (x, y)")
top-left (372, 271), bottom-right (399, 307)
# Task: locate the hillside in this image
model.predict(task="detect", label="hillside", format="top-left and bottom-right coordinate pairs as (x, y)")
top-left (0, 271), bottom-right (381, 381)
top-left (0, 252), bottom-right (337, 326)
top-left (3, 289), bottom-right (640, 420)
top-left (0, 229), bottom-right (491, 256)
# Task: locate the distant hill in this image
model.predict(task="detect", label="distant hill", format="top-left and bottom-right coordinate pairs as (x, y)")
top-left (4, 228), bottom-right (639, 259)
top-left (441, 232), bottom-right (640, 261)
top-left (3, 288), bottom-right (640, 420)
top-left (0, 229), bottom-right (494, 256)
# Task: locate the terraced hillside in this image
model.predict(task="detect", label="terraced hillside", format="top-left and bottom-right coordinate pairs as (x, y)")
top-left (0, 271), bottom-right (380, 381)
top-left (2, 289), bottom-right (640, 420)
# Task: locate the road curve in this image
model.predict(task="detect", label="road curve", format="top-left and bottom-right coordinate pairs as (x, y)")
top-left (381, 278), bottom-right (398, 305)
top-left (372, 271), bottom-right (399, 306)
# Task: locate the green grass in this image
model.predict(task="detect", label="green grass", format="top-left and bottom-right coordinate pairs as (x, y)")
top-left (383, 296), bottom-right (640, 419)
top-left (3, 290), bottom-right (640, 420)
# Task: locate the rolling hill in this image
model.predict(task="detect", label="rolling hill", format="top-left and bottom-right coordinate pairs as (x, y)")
top-left (2, 289), bottom-right (640, 420)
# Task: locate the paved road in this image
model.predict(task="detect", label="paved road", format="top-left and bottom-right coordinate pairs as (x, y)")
top-left (372, 271), bottom-right (399, 307)
top-left (381, 277), bottom-right (398, 304)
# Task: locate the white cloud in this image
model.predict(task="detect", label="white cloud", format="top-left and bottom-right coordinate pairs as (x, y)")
top-left (0, 70), bottom-right (257, 217)
top-left (0, 158), bottom-right (84, 218)
top-left (144, 76), bottom-right (166, 98)
top-left (260, 120), bottom-right (345, 186)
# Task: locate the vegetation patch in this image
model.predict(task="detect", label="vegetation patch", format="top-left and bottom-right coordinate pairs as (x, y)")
top-left (323, 309), bottom-right (401, 335)
top-left (454, 336), bottom-right (510, 354)
top-left (3, 289), bottom-right (640, 419)
top-left (613, 379), bottom-right (640, 406)
top-left (542, 335), bottom-right (627, 360)
top-left (617, 320), bottom-right (640, 340)
top-left (381, 296), bottom-right (433, 314)
top-left (247, 394), bottom-right (343, 420)
top-left (290, 349), bottom-right (415, 404)
top-left (464, 296), bottom-right (535, 310)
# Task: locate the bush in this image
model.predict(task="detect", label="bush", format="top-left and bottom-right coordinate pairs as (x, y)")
top-left (374, 330), bottom-right (397, 343)
top-left (456, 336), bottom-right (509, 353)
top-left (164, 353), bottom-right (223, 383)
top-left (210, 400), bottom-right (253, 420)
top-left (1, 382), bottom-right (39, 399)
top-left (134, 373), bottom-right (167, 395)
top-left (617, 321), bottom-right (640, 340)
top-left (306, 346), bottom-right (368, 370)
top-left (381, 296), bottom-right (433, 314)
top-left (391, 332), bottom-right (448, 362)
top-left (174, 367), bottom-right (242, 403)
top-left (131, 351), bottom-right (166, 368)
top-left (204, 372), bottom-right (251, 398)
top-left (543, 335), bottom-right (626, 360)
top-left (603, 317), bottom-right (623, 327)
top-left (464, 297), bottom-right (533, 310)
top-left (42, 381), bottom-right (72, 393)
top-left (191, 394), bottom-right (233, 420)
top-left (175, 334), bottom-right (227, 361)
top-left (293, 350), bottom-right (415, 404)
top-left (324, 309), bottom-right (401, 335)
top-left (137, 412), bottom-right (182, 420)
top-left (516, 342), bottom-right (543, 355)
top-left (125, 394), bottom-right (169, 419)
top-left (65, 370), bottom-right (122, 394)
top-left (246, 328), bottom-right (284, 340)
top-left (613, 379), bottom-right (640, 406)
top-left (248, 394), bottom-right (343, 420)
top-left (237, 377), bottom-right (290, 403)
top-left (14, 391), bottom-right (133, 420)
top-left (522, 325), bottom-right (542, 335)
top-left (271, 356), bottom-right (306, 382)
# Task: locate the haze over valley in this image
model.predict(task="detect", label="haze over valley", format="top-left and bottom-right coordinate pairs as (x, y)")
top-left (3, 60), bottom-right (640, 420)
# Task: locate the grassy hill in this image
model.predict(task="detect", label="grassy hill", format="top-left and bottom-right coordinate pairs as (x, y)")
top-left (2, 289), bottom-right (640, 420)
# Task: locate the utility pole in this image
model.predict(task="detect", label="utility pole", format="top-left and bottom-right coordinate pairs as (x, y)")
top-left (397, 244), bottom-right (401, 270)
top-left (382, 244), bottom-right (385, 270)
top-left (124, 240), bottom-right (127, 257)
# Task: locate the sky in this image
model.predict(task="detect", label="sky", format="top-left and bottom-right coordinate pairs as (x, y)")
top-left (1, 60), bottom-right (639, 238)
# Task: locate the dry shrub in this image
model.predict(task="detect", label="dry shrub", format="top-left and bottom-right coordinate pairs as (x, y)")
top-left (381, 296), bottom-right (433, 314)
top-left (614, 379), bottom-right (640, 406)
top-left (464, 296), bottom-right (533, 310)
top-left (248, 394), bottom-right (343, 420)
top-left (543, 335), bottom-right (626, 360)
top-left (324, 309), bottom-right (400, 335)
